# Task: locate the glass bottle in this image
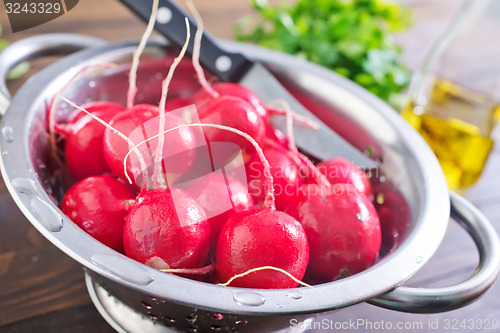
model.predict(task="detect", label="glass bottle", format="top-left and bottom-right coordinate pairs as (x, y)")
top-left (401, 0), bottom-right (500, 194)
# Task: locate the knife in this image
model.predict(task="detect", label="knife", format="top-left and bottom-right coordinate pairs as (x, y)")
top-left (119, 0), bottom-right (377, 169)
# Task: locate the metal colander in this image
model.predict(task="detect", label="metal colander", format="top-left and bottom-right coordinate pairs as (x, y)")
top-left (0, 34), bottom-right (499, 333)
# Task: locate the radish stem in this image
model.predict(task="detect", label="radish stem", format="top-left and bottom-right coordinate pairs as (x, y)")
top-left (154, 18), bottom-right (191, 188)
top-left (187, 0), bottom-right (219, 99)
top-left (217, 266), bottom-right (318, 291)
top-left (272, 99), bottom-right (330, 188)
top-left (126, 0), bottom-right (159, 109)
top-left (160, 264), bottom-right (215, 275)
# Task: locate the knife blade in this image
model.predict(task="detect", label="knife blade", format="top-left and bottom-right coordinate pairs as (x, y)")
top-left (119, 0), bottom-right (377, 169)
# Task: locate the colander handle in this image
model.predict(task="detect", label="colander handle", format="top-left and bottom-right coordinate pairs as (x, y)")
top-left (368, 191), bottom-right (500, 313)
top-left (0, 33), bottom-right (106, 116)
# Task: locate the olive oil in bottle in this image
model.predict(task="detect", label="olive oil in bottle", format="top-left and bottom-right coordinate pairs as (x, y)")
top-left (402, 77), bottom-right (500, 193)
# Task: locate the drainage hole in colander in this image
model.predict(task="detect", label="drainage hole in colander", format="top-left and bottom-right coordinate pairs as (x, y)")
top-left (187, 325), bottom-right (198, 332)
top-left (212, 313), bottom-right (224, 320)
top-left (141, 301), bottom-right (152, 309)
top-left (235, 319), bottom-right (248, 325)
top-left (186, 314), bottom-right (198, 324)
top-left (211, 325), bottom-right (222, 331)
top-left (164, 315), bottom-right (176, 324)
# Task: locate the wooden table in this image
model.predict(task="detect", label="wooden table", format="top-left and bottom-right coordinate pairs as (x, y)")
top-left (1, 0), bottom-right (499, 332)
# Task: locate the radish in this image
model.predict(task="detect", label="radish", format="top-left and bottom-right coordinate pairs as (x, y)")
top-left (199, 96), bottom-right (266, 163)
top-left (372, 179), bottom-right (411, 256)
top-left (193, 82), bottom-right (268, 118)
top-left (183, 172), bottom-right (254, 255)
top-left (122, 121), bottom-right (309, 288)
top-left (123, 188), bottom-right (210, 270)
top-left (164, 97), bottom-right (193, 111)
top-left (245, 146), bottom-right (303, 210)
top-left (265, 122), bottom-right (288, 148)
top-left (102, 104), bottom-right (197, 189)
top-left (315, 157), bottom-right (374, 200)
top-left (215, 208), bottom-right (309, 289)
top-left (62, 101), bottom-right (125, 180)
top-left (61, 175), bottom-right (136, 252)
top-left (285, 183), bottom-right (381, 283)
top-left (48, 63), bottom-right (118, 168)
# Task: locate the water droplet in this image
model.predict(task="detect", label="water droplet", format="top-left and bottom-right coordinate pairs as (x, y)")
top-left (2, 151), bottom-right (7, 156)
top-left (2, 126), bottom-right (14, 142)
top-left (12, 178), bottom-right (37, 195)
top-left (285, 290), bottom-right (303, 300)
top-left (88, 81), bottom-right (96, 88)
top-left (276, 304), bottom-right (283, 308)
top-left (12, 178), bottom-right (64, 232)
top-left (233, 291), bottom-right (266, 306)
top-left (212, 313), bottom-right (224, 320)
top-left (186, 314), bottom-right (197, 324)
top-left (211, 325), bottom-right (222, 331)
top-left (30, 197), bottom-right (63, 232)
top-left (416, 256), bottom-right (423, 264)
top-left (187, 326), bottom-right (198, 333)
top-left (141, 301), bottom-right (152, 309)
top-left (148, 313), bottom-right (158, 321)
top-left (91, 253), bottom-right (154, 286)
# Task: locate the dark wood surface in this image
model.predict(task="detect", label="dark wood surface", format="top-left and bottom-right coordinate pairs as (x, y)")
top-left (1, 0), bottom-right (499, 332)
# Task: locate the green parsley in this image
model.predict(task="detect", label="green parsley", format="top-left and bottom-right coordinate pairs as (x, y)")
top-left (235, 0), bottom-right (412, 108)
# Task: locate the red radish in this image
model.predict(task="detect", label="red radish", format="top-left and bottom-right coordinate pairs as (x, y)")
top-left (285, 183), bottom-right (381, 283)
top-left (372, 180), bottom-right (411, 256)
top-left (64, 101), bottom-right (125, 124)
top-left (199, 96), bottom-right (266, 163)
top-left (315, 157), bottom-right (374, 200)
top-left (63, 102), bottom-right (125, 180)
top-left (193, 82), bottom-right (268, 119)
top-left (265, 122), bottom-right (288, 148)
top-left (61, 175), bottom-right (136, 252)
top-left (122, 122), bottom-right (309, 288)
top-left (102, 104), bottom-right (197, 188)
top-left (183, 173), bottom-right (254, 254)
top-left (246, 147), bottom-right (303, 210)
top-left (164, 97), bottom-right (193, 111)
top-left (48, 63), bottom-right (118, 168)
top-left (123, 188), bottom-right (210, 270)
top-left (215, 208), bottom-right (309, 289)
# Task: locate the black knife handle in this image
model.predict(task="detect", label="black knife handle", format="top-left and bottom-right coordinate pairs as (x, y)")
top-left (119, 0), bottom-right (254, 82)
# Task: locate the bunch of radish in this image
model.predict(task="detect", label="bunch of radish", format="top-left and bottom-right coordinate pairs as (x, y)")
top-left (47, 0), bottom-right (401, 290)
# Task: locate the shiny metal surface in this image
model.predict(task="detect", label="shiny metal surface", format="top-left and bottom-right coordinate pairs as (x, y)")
top-left (0, 34), bottom-right (498, 332)
top-left (368, 191), bottom-right (500, 312)
top-left (240, 63), bottom-right (378, 168)
top-left (0, 34), bottom-right (106, 116)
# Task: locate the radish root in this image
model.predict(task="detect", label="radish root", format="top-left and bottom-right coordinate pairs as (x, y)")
top-left (217, 266), bottom-right (318, 292)
top-left (61, 97), bottom-right (150, 183)
top-left (126, 0), bottom-right (160, 109)
top-left (160, 264), bottom-right (215, 275)
top-left (267, 100), bottom-right (320, 131)
top-left (275, 99), bottom-right (331, 188)
top-left (123, 122), bottom-right (276, 209)
top-left (48, 63), bottom-right (117, 169)
top-left (187, 0), bottom-right (219, 99)
top-left (154, 18), bottom-right (191, 187)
